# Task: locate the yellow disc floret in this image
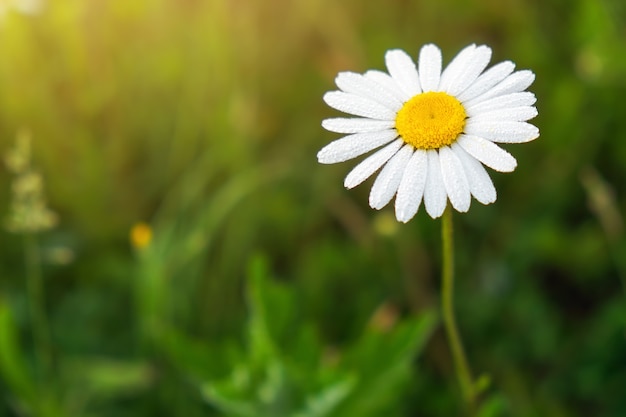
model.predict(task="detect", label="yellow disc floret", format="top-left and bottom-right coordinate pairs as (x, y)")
top-left (395, 92), bottom-right (467, 150)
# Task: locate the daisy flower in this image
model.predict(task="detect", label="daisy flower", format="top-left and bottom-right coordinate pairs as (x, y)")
top-left (318, 43), bottom-right (539, 222)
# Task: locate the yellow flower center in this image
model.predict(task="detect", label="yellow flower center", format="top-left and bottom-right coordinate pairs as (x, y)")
top-left (395, 92), bottom-right (467, 150)
top-left (130, 222), bottom-right (152, 250)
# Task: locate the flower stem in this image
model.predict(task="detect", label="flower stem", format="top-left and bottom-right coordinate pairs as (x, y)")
top-left (441, 207), bottom-right (475, 414)
top-left (24, 233), bottom-right (53, 383)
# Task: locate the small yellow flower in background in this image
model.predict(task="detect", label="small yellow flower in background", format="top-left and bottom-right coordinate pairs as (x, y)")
top-left (130, 222), bottom-right (152, 250)
top-left (4, 129), bottom-right (58, 234)
top-left (319, 43), bottom-right (539, 222)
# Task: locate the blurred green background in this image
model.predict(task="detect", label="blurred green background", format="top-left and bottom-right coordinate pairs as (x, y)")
top-left (1, 0), bottom-right (625, 416)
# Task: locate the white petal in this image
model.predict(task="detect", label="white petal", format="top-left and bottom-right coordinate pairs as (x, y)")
top-left (457, 61), bottom-right (515, 102)
top-left (443, 45), bottom-right (492, 96)
top-left (317, 130), bottom-right (399, 164)
top-left (364, 70), bottom-right (406, 101)
top-left (469, 106), bottom-right (538, 122)
top-left (464, 70), bottom-right (535, 107)
top-left (439, 146), bottom-right (471, 212)
top-left (344, 139), bottom-right (404, 189)
top-left (423, 150), bottom-right (447, 218)
top-left (438, 44), bottom-right (475, 92)
top-left (451, 143), bottom-right (496, 204)
top-left (465, 92), bottom-right (537, 116)
top-left (418, 44), bottom-right (442, 92)
top-left (369, 144), bottom-right (414, 209)
top-left (322, 117), bottom-right (396, 134)
top-left (335, 72), bottom-right (403, 111)
top-left (395, 149), bottom-right (428, 223)
top-left (323, 91), bottom-right (396, 120)
top-left (456, 134), bottom-right (517, 172)
top-left (385, 49), bottom-right (421, 99)
top-left (464, 120), bottom-right (539, 143)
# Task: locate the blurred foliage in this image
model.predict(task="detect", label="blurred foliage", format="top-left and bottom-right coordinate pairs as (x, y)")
top-left (0, 0), bottom-right (625, 416)
top-left (200, 256), bottom-right (436, 417)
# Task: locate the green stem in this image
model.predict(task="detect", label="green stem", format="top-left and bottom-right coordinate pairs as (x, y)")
top-left (441, 207), bottom-right (475, 414)
top-left (24, 233), bottom-right (53, 384)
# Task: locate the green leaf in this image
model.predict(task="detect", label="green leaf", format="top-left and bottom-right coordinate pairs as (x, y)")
top-left (331, 310), bottom-right (438, 417)
top-left (0, 301), bottom-right (38, 406)
top-left (0, 301), bottom-right (64, 417)
top-left (201, 259), bottom-right (438, 417)
top-left (203, 377), bottom-right (258, 417)
top-left (474, 373), bottom-right (492, 395)
top-left (246, 254), bottom-right (299, 364)
top-left (62, 357), bottom-right (155, 400)
top-left (202, 360), bottom-right (291, 417)
top-left (293, 377), bottom-right (355, 417)
top-left (158, 326), bottom-right (239, 381)
top-left (477, 394), bottom-right (508, 417)
top-left (246, 255), bottom-right (280, 363)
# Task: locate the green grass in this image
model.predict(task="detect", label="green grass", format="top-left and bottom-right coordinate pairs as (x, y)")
top-left (1, 0), bottom-right (626, 415)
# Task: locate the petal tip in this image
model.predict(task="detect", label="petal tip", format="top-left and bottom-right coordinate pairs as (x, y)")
top-left (395, 202), bottom-right (418, 223)
top-left (421, 43), bottom-right (440, 52)
top-left (368, 195), bottom-right (383, 210)
top-left (344, 175), bottom-right (359, 189)
top-left (425, 204), bottom-right (445, 219)
top-left (503, 162), bottom-right (517, 173)
top-left (396, 213), bottom-right (412, 223)
top-left (316, 148), bottom-right (335, 164)
top-left (531, 128), bottom-right (540, 140)
top-left (322, 91), bottom-right (335, 104)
